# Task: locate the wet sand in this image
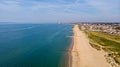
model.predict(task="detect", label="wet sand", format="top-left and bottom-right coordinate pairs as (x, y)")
top-left (70, 25), bottom-right (111, 67)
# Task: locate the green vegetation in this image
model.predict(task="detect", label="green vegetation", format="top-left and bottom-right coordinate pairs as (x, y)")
top-left (115, 57), bottom-right (120, 65)
top-left (89, 42), bottom-right (101, 50)
top-left (115, 26), bottom-right (120, 30)
top-left (84, 30), bottom-right (120, 64)
top-left (88, 31), bottom-right (120, 43)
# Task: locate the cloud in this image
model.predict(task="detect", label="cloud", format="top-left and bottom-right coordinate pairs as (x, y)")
top-left (85, 0), bottom-right (120, 15)
top-left (0, 0), bottom-right (120, 22)
top-left (0, 0), bottom-right (20, 11)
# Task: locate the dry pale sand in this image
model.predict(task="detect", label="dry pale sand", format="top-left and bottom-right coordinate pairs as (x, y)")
top-left (71, 25), bottom-right (112, 67)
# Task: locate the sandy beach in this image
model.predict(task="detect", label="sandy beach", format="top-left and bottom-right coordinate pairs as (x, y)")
top-left (70, 25), bottom-right (112, 67)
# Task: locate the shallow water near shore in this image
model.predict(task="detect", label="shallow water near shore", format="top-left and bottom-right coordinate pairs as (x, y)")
top-left (0, 24), bottom-right (72, 67)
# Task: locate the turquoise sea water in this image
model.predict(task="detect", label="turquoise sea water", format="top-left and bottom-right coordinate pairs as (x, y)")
top-left (0, 24), bottom-right (73, 67)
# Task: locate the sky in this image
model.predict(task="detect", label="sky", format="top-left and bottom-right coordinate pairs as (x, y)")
top-left (0, 0), bottom-right (120, 23)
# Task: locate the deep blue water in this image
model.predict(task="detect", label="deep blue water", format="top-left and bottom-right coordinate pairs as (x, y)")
top-left (0, 24), bottom-right (73, 67)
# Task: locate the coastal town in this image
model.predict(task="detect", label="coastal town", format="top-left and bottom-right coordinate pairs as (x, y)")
top-left (80, 23), bottom-right (120, 36)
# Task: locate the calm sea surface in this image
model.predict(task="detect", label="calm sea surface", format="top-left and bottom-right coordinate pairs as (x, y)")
top-left (0, 24), bottom-right (73, 67)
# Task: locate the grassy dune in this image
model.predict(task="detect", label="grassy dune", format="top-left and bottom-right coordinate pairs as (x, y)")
top-left (84, 30), bottom-right (120, 64)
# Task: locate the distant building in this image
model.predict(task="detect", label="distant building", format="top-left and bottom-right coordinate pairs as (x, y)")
top-left (81, 23), bottom-right (120, 36)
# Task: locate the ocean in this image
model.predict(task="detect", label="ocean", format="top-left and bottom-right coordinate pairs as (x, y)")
top-left (0, 24), bottom-right (73, 67)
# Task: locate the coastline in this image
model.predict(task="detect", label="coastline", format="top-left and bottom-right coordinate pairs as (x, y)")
top-left (69, 24), bottom-right (112, 67)
top-left (68, 36), bottom-right (74, 67)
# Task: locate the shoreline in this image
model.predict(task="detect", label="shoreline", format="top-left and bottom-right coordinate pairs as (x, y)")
top-left (69, 24), bottom-right (112, 67)
top-left (68, 36), bottom-right (74, 67)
